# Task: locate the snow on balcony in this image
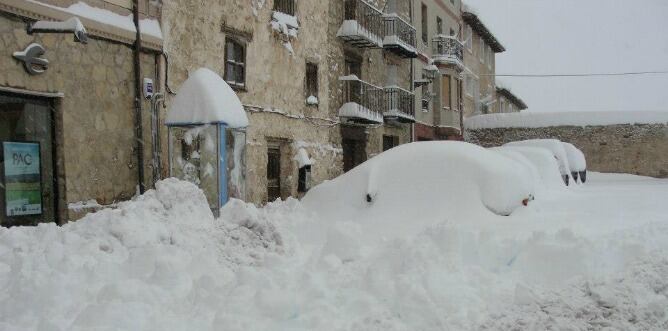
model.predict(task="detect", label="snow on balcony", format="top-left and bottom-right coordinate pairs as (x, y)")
top-left (338, 75), bottom-right (384, 124)
top-left (432, 35), bottom-right (464, 70)
top-left (384, 85), bottom-right (416, 123)
top-left (382, 13), bottom-right (417, 58)
top-left (337, 0), bottom-right (384, 48)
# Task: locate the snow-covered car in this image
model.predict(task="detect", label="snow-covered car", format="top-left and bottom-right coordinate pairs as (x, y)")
top-left (491, 146), bottom-right (567, 191)
top-left (562, 142), bottom-right (587, 183)
top-left (504, 139), bottom-right (573, 186)
top-left (303, 141), bottom-right (535, 232)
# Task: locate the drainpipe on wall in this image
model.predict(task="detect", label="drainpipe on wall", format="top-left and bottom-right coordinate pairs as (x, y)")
top-left (459, 78), bottom-right (464, 139)
top-left (133, 0), bottom-right (146, 194)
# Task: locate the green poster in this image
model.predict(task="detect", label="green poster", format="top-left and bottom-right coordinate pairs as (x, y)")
top-left (3, 142), bottom-right (42, 216)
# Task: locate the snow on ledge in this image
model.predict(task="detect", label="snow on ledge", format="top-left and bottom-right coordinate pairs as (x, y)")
top-left (465, 111), bottom-right (668, 130)
top-left (27, 0), bottom-right (162, 39)
top-left (339, 102), bottom-right (384, 124)
top-left (166, 68), bottom-right (249, 128)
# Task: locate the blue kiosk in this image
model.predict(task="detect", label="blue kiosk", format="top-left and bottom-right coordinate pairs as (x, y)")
top-left (165, 68), bottom-right (248, 211)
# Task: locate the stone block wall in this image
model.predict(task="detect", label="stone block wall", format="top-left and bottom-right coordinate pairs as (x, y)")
top-left (0, 12), bottom-right (158, 222)
top-left (465, 124), bottom-right (668, 178)
top-left (162, 0), bottom-right (342, 204)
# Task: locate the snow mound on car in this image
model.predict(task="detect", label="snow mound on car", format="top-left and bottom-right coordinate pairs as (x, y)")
top-left (302, 142), bottom-right (535, 241)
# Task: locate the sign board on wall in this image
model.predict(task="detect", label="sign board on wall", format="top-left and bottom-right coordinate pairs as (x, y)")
top-left (3, 142), bottom-right (42, 216)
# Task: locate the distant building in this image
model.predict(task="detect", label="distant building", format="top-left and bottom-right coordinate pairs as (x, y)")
top-left (412, 0), bottom-right (465, 141)
top-left (461, 9), bottom-right (505, 117)
top-left (495, 87), bottom-right (528, 113)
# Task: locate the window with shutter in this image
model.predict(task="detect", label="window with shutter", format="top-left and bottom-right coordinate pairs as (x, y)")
top-left (442, 75), bottom-right (451, 109)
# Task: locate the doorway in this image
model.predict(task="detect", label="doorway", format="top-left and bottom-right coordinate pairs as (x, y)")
top-left (0, 92), bottom-right (56, 227)
top-left (267, 145), bottom-right (281, 202)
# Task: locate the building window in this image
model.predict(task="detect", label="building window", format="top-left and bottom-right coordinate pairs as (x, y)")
top-left (305, 62), bottom-right (318, 103)
top-left (455, 78), bottom-right (462, 111)
top-left (465, 76), bottom-right (477, 97)
top-left (465, 26), bottom-right (473, 51)
top-left (450, 28), bottom-right (455, 37)
top-left (442, 75), bottom-right (451, 109)
top-left (224, 38), bottom-right (246, 89)
top-left (298, 165), bottom-right (311, 193)
top-left (382, 135), bottom-right (399, 151)
top-left (273, 0), bottom-right (296, 16)
top-left (421, 75), bottom-right (430, 112)
top-left (487, 45), bottom-right (492, 68)
top-left (436, 17), bottom-right (443, 35)
top-left (421, 3), bottom-right (428, 43)
top-left (344, 54), bottom-right (362, 78)
top-left (479, 38), bottom-right (485, 63)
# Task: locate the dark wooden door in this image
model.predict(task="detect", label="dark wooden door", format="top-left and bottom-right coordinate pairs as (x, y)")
top-left (267, 147), bottom-right (281, 202)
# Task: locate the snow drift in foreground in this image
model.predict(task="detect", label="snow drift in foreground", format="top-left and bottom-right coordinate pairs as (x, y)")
top-left (2, 176), bottom-right (668, 329)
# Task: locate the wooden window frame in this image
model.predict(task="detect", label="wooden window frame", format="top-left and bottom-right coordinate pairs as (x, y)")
top-left (442, 75), bottom-right (451, 110)
top-left (305, 62), bottom-right (319, 103)
top-left (224, 37), bottom-right (247, 91)
top-left (421, 3), bottom-right (428, 43)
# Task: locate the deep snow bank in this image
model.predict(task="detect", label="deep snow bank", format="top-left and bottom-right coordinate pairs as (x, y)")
top-left (0, 179), bottom-right (285, 331)
top-left (302, 142), bottom-right (534, 239)
top-left (1, 175), bottom-right (668, 330)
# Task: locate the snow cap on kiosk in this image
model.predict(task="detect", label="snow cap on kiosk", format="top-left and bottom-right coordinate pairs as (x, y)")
top-left (166, 68), bottom-right (249, 128)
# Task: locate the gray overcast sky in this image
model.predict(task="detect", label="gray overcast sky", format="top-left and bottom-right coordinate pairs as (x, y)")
top-left (463, 0), bottom-right (668, 112)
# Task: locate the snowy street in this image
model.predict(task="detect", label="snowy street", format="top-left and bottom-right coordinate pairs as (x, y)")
top-left (1, 168), bottom-right (667, 330)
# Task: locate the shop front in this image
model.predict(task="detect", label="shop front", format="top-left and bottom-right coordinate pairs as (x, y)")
top-left (0, 92), bottom-right (58, 227)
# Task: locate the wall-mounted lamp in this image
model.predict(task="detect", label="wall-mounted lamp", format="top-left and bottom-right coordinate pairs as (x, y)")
top-left (28, 17), bottom-right (88, 44)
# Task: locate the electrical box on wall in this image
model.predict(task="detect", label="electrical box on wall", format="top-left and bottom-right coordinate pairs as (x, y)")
top-left (143, 78), bottom-right (154, 99)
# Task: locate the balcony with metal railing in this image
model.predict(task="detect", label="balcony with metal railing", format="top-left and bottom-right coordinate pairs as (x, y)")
top-left (384, 86), bottom-right (415, 123)
top-left (337, 0), bottom-right (384, 48)
top-left (383, 14), bottom-right (417, 58)
top-left (338, 76), bottom-right (385, 124)
top-left (432, 35), bottom-right (464, 71)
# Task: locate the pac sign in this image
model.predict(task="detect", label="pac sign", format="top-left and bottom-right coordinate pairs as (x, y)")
top-left (13, 43), bottom-right (49, 75)
top-left (12, 152), bottom-right (34, 166)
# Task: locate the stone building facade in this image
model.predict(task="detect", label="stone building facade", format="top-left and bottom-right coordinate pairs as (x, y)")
top-left (163, 0), bottom-right (417, 205)
top-left (0, 0), bottom-right (162, 226)
top-left (465, 124), bottom-right (668, 178)
top-left (412, 0), bottom-right (464, 141)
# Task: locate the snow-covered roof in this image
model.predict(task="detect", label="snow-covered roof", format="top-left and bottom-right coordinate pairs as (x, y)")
top-left (465, 111), bottom-right (668, 130)
top-left (166, 68), bottom-right (249, 128)
top-left (495, 87), bottom-right (528, 110)
top-left (462, 11), bottom-right (505, 53)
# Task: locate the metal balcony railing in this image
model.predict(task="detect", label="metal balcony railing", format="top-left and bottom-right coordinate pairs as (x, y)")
top-left (384, 86), bottom-right (415, 123)
top-left (273, 0), bottom-right (296, 16)
top-left (338, 0), bottom-right (384, 48)
top-left (339, 76), bottom-right (384, 124)
top-left (432, 35), bottom-right (464, 69)
top-left (383, 14), bottom-right (417, 58)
